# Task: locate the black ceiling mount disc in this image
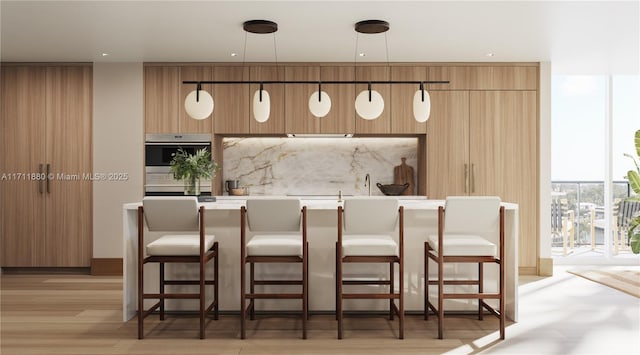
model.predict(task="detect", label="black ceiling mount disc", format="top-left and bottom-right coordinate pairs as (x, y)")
top-left (355, 20), bottom-right (390, 34)
top-left (243, 20), bottom-right (278, 34)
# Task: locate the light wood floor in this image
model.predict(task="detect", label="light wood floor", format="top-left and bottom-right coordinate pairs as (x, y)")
top-left (1, 267), bottom-right (639, 354)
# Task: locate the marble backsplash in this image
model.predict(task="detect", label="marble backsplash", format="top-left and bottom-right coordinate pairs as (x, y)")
top-left (222, 137), bottom-right (418, 196)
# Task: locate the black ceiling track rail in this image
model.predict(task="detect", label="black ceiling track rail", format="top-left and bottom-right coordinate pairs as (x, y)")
top-left (183, 80), bottom-right (450, 85)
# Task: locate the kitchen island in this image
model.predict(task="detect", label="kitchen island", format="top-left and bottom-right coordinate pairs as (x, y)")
top-left (122, 196), bottom-right (519, 322)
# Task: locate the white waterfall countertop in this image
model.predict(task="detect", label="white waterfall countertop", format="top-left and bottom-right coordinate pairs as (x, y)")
top-left (124, 195), bottom-right (518, 211)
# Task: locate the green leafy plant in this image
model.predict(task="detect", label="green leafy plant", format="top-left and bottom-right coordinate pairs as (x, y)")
top-left (170, 148), bottom-right (218, 195)
top-left (624, 129), bottom-right (640, 253)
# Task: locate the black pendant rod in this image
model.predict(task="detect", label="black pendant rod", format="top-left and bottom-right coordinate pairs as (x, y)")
top-left (183, 80), bottom-right (449, 85)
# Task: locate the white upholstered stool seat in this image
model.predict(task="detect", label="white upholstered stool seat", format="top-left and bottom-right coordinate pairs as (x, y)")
top-left (146, 234), bottom-right (216, 256)
top-left (342, 234), bottom-right (398, 257)
top-left (247, 234), bottom-right (302, 256)
top-left (426, 234), bottom-right (496, 257)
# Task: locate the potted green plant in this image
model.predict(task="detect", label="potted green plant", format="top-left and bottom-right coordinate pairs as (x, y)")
top-left (624, 129), bottom-right (640, 254)
top-left (170, 148), bottom-right (218, 195)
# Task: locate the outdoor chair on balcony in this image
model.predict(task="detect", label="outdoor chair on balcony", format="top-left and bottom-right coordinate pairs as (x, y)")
top-left (612, 199), bottom-right (640, 254)
top-left (551, 198), bottom-right (575, 255)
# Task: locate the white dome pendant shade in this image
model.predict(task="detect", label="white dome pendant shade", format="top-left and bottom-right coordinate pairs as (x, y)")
top-left (355, 88), bottom-right (384, 120)
top-left (252, 87), bottom-right (271, 123)
top-left (184, 88), bottom-right (214, 120)
top-left (413, 88), bottom-right (431, 122)
top-left (308, 90), bottom-right (331, 118)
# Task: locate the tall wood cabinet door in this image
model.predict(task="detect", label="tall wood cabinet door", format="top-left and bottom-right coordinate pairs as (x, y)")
top-left (44, 66), bottom-right (93, 267)
top-left (391, 66), bottom-right (428, 134)
top-left (250, 66), bottom-right (284, 134)
top-left (284, 66), bottom-right (320, 134)
top-left (470, 90), bottom-right (538, 270)
top-left (179, 66), bottom-right (213, 134)
top-left (144, 66), bottom-right (179, 133)
top-left (320, 66), bottom-right (355, 134)
top-left (212, 66), bottom-right (249, 134)
top-left (0, 66), bottom-right (47, 266)
top-left (425, 91), bottom-right (470, 200)
top-left (355, 66), bottom-right (390, 134)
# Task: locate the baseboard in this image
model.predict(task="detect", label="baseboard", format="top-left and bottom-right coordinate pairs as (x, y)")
top-left (1, 267), bottom-right (90, 274)
top-left (518, 266), bottom-right (538, 275)
top-left (538, 257), bottom-right (553, 276)
top-left (91, 258), bottom-right (123, 276)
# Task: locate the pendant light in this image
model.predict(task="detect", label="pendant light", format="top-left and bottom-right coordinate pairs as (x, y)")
top-left (184, 83), bottom-right (214, 120)
top-left (355, 83), bottom-right (384, 120)
top-left (253, 83), bottom-right (271, 122)
top-left (354, 20), bottom-right (388, 121)
top-left (413, 82), bottom-right (431, 122)
top-left (244, 20), bottom-right (278, 123)
top-left (308, 83), bottom-right (331, 118)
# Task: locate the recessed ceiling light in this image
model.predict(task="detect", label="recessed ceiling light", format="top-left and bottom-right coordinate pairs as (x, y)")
top-left (101, 53), bottom-right (109, 57)
top-left (359, 52), bottom-right (366, 57)
top-left (486, 53), bottom-right (494, 57)
top-left (231, 53), bottom-right (238, 57)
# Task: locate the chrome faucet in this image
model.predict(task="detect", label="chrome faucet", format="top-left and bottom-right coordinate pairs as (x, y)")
top-left (364, 173), bottom-right (371, 196)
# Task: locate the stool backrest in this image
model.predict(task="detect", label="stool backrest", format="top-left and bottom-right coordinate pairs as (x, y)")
top-left (142, 196), bottom-right (199, 232)
top-left (444, 196), bottom-right (501, 237)
top-left (246, 198), bottom-right (301, 232)
top-left (343, 198), bottom-right (399, 233)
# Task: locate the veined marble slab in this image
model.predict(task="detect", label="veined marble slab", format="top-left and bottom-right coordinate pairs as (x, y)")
top-left (222, 137), bottom-right (418, 196)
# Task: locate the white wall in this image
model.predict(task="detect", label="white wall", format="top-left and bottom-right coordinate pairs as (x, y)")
top-left (93, 63), bottom-right (143, 258)
top-left (539, 62), bottom-right (552, 260)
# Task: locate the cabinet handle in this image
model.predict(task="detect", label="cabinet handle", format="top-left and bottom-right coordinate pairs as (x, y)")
top-left (471, 163), bottom-right (476, 194)
top-left (464, 163), bottom-right (469, 193)
top-left (46, 163), bottom-right (51, 193)
top-left (38, 164), bottom-right (44, 194)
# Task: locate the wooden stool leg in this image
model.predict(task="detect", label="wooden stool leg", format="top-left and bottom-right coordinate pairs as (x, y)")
top-left (240, 261), bottom-right (246, 339)
top-left (335, 243), bottom-right (339, 321)
top-left (389, 262), bottom-right (394, 321)
top-left (424, 242), bottom-right (429, 321)
top-left (337, 243), bottom-right (343, 339)
top-left (214, 244), bottom-right (219, 320)
top-left (478, 262), bottom-right (483, 321)
top-left (200, 256), bottom-right (205, 339)
top-left (250, 262), bottom-right (256, 321)
top-left (159, 262), bottom-right (165, 321)
top-left (302, 242), bottom-right (308, 339)
top-left (399, 258), bottom-right (404, 340)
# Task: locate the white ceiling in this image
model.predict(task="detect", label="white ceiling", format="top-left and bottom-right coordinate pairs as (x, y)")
top-left (1, 1), bottom-right (638, 74)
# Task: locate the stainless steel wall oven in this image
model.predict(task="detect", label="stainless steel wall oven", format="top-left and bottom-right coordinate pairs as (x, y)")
top-left (144, 133), bottom-right (212, 196)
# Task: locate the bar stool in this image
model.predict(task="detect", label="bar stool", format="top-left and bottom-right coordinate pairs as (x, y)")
top-left (240, 198), bottom-right (308, 339)
top-left (137, 196), bottom-right (219, 339)
top-left (336, 198), bottom-right (404, 339)
top-left (424, 196), bottom-right (505, 339)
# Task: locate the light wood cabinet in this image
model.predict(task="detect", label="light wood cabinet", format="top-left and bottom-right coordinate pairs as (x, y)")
top-left (320, 66), bottom-right (355, 134)
top-left (425, 91), bottom-right (470, 199)
top-left (250, 66), bottom-right (284, 134)
top-left (425, 89), bottom-right (538, 273)
top-left (1, 65), bottom-right (92, 267)
top-left (179, 66), bottom-right (213, 134)
top-left (212, 66), bottom-right (249, 134)
top-left (470, 91), bottom-right (538, 272)
top-left (391, 66), bottom-right (428, 134)
top-left (1, 66), bottom-right (47, 266)
top-left (284, 66), bottom-right (320, 134)
top-left (427, 66), bottom-right (538, 90)
top-left (355, 66), bottom-right (390, 134)
top-left (144, 66), bottom-right (179, 133)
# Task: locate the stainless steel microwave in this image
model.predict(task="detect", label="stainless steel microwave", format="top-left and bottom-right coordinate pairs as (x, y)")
top-left (144, 134), bottom-right (212, 196)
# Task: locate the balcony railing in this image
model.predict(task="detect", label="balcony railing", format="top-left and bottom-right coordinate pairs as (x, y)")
top-left (551, 180), bottom-right (631, 256)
